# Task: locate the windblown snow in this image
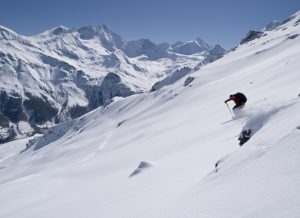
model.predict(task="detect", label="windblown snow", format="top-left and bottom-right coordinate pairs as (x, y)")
top-left (0, 11), bottom-right (300, 218)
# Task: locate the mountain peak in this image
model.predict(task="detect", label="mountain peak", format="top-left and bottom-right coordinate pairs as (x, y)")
top-left (76, 24), bottom-right (118, 39)
top-left (171, 37), bottom-right (211, 55)
top-left (76, 24), bottom-right (124, 49)
top-left (50, 26), bottom-right (69, 35)
top-left (195, 37), bottom-right (211, 49)
top-left (77, 25), bottom-right (98, 39)
top-left (123, 38), bottom-right (167, 60)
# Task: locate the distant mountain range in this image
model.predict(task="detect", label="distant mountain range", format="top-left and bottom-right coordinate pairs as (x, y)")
top-left (0, 23), bottom-right (226, 142)
top-left (1, 16), bottom-right (287, 143)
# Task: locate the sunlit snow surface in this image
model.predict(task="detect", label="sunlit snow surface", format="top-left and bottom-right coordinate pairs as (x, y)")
top-left (0, 12), bottom-right (300, 218)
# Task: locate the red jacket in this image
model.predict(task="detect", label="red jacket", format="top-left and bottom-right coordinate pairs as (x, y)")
top-left (225, 95), bottom-right (245, 106)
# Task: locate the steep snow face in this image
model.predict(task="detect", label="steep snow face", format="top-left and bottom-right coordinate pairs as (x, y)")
top-left (171, 37), bottom-right (211, 55)
top-left (1, 11), bottom-right (300, 218)
top-left (0, 24), bottom-right (223, 142)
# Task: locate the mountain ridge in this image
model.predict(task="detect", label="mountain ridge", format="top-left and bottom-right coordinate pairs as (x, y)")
top-left (0, 23), bottom-right (225, 143)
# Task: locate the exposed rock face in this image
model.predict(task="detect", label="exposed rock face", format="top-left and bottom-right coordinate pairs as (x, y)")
top-left (151, 67), bottom-right (192, 91)
top-left (202, 44), bottom-right (226, 64)
top-left (151, 43), bottom-right (226, 91)
top-left (23, 93), bottom-right (59, 124)
top-left (0, 113), bottom-right (16, 143)
top-left (0, 90), bottom-right (59, 140)
top-left (184, 76), bottom-right (195, 87)
top-left (263, 20), bottom-right (281, 31)
top-left (69, 105), bottom-right (89, 119)
top-left (0, 91), bottom-right (27, 123)
top-left (98, 73), bottom-right (135, 105)
top-left (240, 30), bottom-right (264, 44)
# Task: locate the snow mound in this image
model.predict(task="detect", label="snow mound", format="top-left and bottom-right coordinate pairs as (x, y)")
top-left (129, 161), bottom-right (155, 177)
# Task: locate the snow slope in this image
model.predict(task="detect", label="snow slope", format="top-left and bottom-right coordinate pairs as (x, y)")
top-left (0, 11), bottom-right (300, 218)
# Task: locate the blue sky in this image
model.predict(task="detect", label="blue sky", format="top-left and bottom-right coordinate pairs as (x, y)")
top-left (0, 0), bottom-right (299, 48)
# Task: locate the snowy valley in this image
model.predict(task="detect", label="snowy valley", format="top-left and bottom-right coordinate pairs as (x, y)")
top-left (0, 11), bottom-right (300, 218)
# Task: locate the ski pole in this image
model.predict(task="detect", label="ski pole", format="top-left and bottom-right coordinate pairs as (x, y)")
top-left (252, 98), bottom-right (267, 105)
top-left (226, 103), bottom-right (234, 118)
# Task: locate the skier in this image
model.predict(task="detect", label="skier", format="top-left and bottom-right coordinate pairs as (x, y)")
top-left (224, 92), bottom-right (247, 110)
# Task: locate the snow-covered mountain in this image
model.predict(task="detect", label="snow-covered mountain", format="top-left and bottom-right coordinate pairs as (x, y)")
top-left (0, 10), bottom-right (300, 218)
top-left (0, 24), bottom-right (225, 143)
top-left (171, 37), bottom-right (211, 55)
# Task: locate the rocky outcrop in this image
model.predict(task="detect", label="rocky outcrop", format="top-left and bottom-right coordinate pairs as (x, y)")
top-left (263, 20), bottom-right (281, 31)
top-left (151, 67), bottom-right (192, 91)
top-left (23, 93), bottom-right (59, 124)
top-left (184, 76), bottom-right (195, 87)
top-left (68, 105), bottom-right (89, 119)
top-left (240, 30), bottom-right (264, 44)
top-left (0, 113), bottom-right (16, 143)
top-left (0, 91), bottom-right (27, 123)
top-left (98, 73), bottom-right (135, 105)
top-left (202, 44), bottom-right (226, 64)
